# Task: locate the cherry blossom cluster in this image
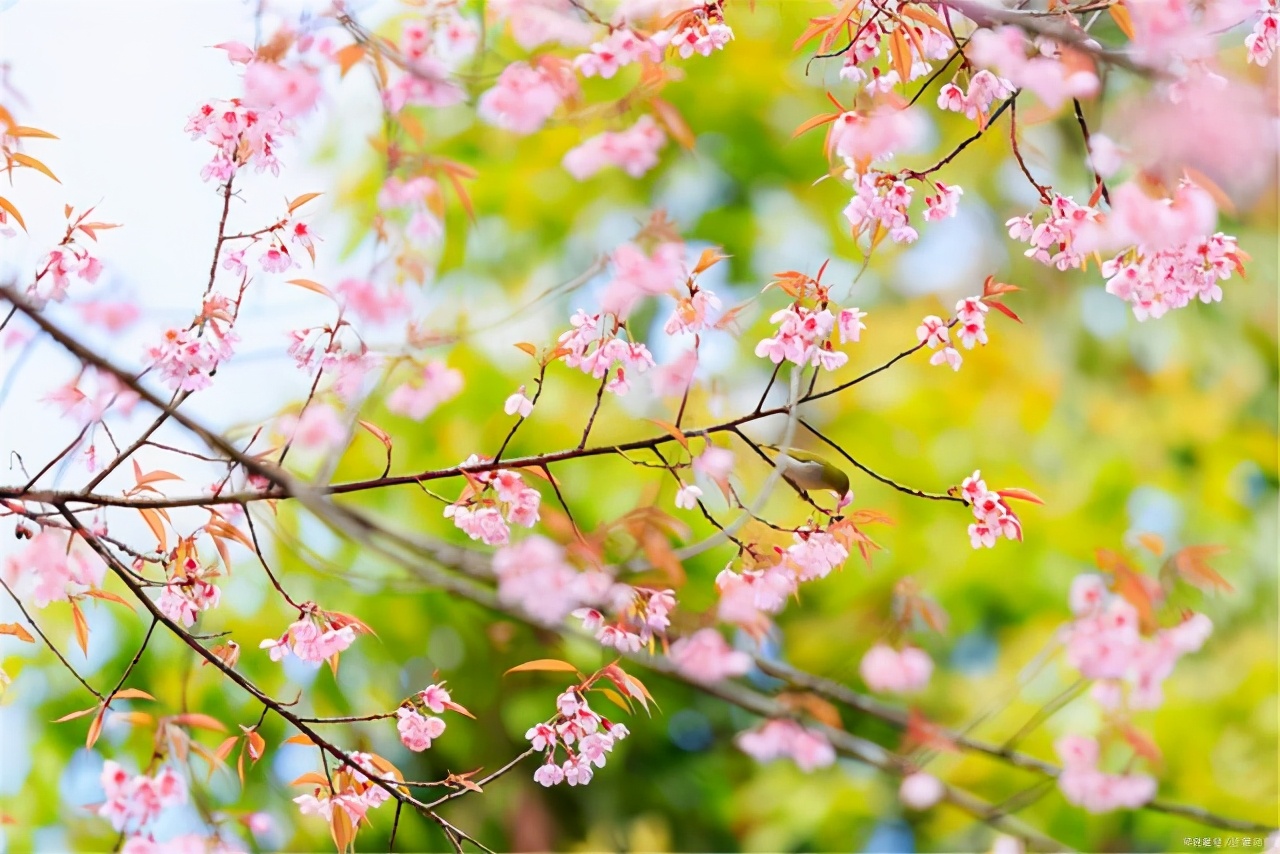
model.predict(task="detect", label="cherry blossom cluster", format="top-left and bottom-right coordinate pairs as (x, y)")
top-left (600, 241), bottom-right (686, 319)
top-left (1055, 734), bottom-right (1157, 813)
top-left (293, 752), bottom-right (391, 825)
top-left (837, 19), bottom-right (953, 87)
top-left (388, 360), bottom-right (463, 419)
top-left (573, 586), bottom-right (676, 653)
top-left (493, 536), bottom-right (622, 623)
top-left (736, 719), bottom-right (836, 772)
top-left (1101, 233), bottom-right (1241, 321)
top-left (31, 244), bottom-right (103, 306)
top-left (965, 27), bottom-right (1099, 111)
top-left (716, 526), bottom-right (851, 631)
top-left (859, 642), bottom-right (934, 693)
top-left (936, 70), bottom-right (1014, 124)
top-left (377, 175), bottom-right (446, 249)
top-left (382, 12), bottom-right (476, 113)
top-left (1008, 184), bottom-right (1244, 320)
top-left (444, 456), bottom-right (542, 546)
top-left (667, 628), bottom-right (751, 683)
top-left (155, 553), bottom-right (223, 628)
top-left (526, 689), bottom-right (629, 787)
top-left (572, 28), bottom-right (665, 77)
top-left (754, 305), bottom-right (849, 370)
top-left (830, 105), bottom-right (924, 166)
top-left (46, 369), bottom-right (139, 428)
top-left (97, 761), bottom-right (188, 834)
top-left (664, 286), bottom-right (722, 335)
top-left (563, 115), bottom-right (668, 181)
top-left (185, 98), bottom-right (295, 183)
top-left (1, 529), bottom-right (105, 609)
top-left (1246, 4), bottom-right (1279, 65)
top-left (1063, 574), bottom-right (1212, 710)
top-left (144, 294), bottom-right (240, 392)
top-left (396, 682), bottom-right (470, 752)
top-left (843, 172), bottom-right (919, 245)
top-left (478, 59), bottom-right (577, 135)
top-left (556, 309), bottom-right (656, 395)
top-left (259, 605), bottom-right (360, 665)
top-left (121, 835), bottom-right (243, 854)
top-left (917, 296), bottom-right (988, 372)
top-left (959, 470), bottom-right (1023, 549)
top-left (287, 323), bottom-right (372, 395)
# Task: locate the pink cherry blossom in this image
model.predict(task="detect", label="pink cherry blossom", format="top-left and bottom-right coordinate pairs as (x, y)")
top-left (600, 241), bottom-right (686, 319)
top-left (675, 483), bottom-right (703, 510)
top-left (668, 629), bottom-right (751, 683)
top-left (477, 61), bottom-right (571, 134)
top-left (397, 707), bottom-right (447, 751)
top-left (242, 61), bottom-right (322, 119)
top-left (387, 361), bottom-right (464, 420)
top-left (336, 278), bottom-right (411, 326)
top-left (859, 643), bottom-right (933, 693)
top-left (2, 530), bottom-right (106, 608)
top-left (563, 116), bottom-right (667, 180)
top-left (504, 388), bottom-right (535, 417)
top-left (900, 772), bottom-right (945, 810)
top-left (736, 719), bottom-right (835, 772)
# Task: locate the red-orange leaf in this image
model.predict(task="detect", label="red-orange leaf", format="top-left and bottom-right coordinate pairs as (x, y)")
top-left (504, 658), bottom-right (581, 676)
top-left (286, 278), bottom-right (332, 298)
top-left (987, 300), bottom-right (1023, 323)
top-left (110, 688), bottom-right (155, 702)
top-left (11, 153), bottom-right (59, 183)
top-left (172, 713), bottom-right (227, 732)
top-left (0, 196), bottom-right (26, 232)
top-left (996, 487), bottom-right (1043, 505)
top-left (0, 622), bottom-right (34, 643)
top-left (1136, 532), bottom-right (1165, 556)
top-left (70, 600), bottom-right (89, 655)
top-left (1171, 544), bottom-right (1233, 592)
top-left (287, 192), bottom-right (323, 214)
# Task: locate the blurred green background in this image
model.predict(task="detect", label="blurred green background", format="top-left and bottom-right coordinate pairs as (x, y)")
top-left (3, 2), bottom-right (1276, 852)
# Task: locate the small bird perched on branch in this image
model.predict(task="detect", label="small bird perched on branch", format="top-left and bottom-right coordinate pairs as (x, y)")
top-left (761, 445), bottom-right (851, 497)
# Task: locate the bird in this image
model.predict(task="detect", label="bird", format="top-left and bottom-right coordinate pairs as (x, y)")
top-left (760, 445), bottom-right (851, 497)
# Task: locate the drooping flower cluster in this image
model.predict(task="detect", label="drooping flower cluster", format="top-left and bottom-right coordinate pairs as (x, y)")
top-left (377, 175), bottom-right (446, 248)
top-left (396, 682), bottom-right (471, 752)
top-left (859, 643), bottom-right (934, 693)
top-left (599, 241), bottom-right (686, 320)
top-left (843, 172), bottom-right (918, 244)
top-left (1055, 734), bottom-right (1157, 813)
top-left (259, 606), bottom-right (361, 665)
top-left (1005, 194), bottom-right (1104, 271)
top-left (444, 456), bottom-right (542, 546)
top-left (936, 70), bottom-right (1015, 123)
top-left (1008, 185), bottom-right (1245, 320)
top-left (562, 115), bottom-right (667, 180)
top-left (918, 296), bottom-right (988, 372)
top-left (97, 762), bottom-right (188, 834)
top-left (144, 294), bottom-right (240, 393)
top-left (527, 689), bottom-right (629, 787)
top-left (1, 529), bottom-right (106, 608)
top-left (477, 59), bottom-right (576, 134)
top-left (965, 27), bottom-right (1099, 111)
top-left (185, 98), bottom-right (294, 182)
top-left (45, 369), bottom-right (140, 427)
top-left (716, 526), bottom-right (851, 631)
top-left (670, 20), bottom-right (734, 58)
top-left (492, 535), bottom-right (623, 624)
top-left (668, 628), bottom-right (751, 683)
top-left (754, 305), bottom-right (847, 370)
top-left (573, 28), bottom-right (664, 77)
top-left (31, 244), bottom-right (103, 306)
top-left (829, 105), bottom-right (924, 166)
top-left (572, 586), bottom-right (677, 653)
top-left (837, 19), bottom-right (953, 86)
top-left (556, 309), bottom-right (656, 395)
top-left (1246, 6), bottom-right (1279, 65)
top-left (293, 752), bottom-right (391, 825)
top-left (736, 719), bottom-right (836, 772)
top-left (155, 553), bottom-right (223, 628)
top-left (959, 470), bottom-right (1023, 549)
top-left (387, 360), bottom-right (463, 420)
top-left (381, 14), bottom-right (473, 113)
top-left (1062, 574), bottom-right (1212, 710)
top-left (664, 287), bottom-right (722, 335)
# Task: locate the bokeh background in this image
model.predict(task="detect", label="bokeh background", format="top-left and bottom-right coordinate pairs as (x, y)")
top-left (0, 1), bottom-right (1276, 852)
